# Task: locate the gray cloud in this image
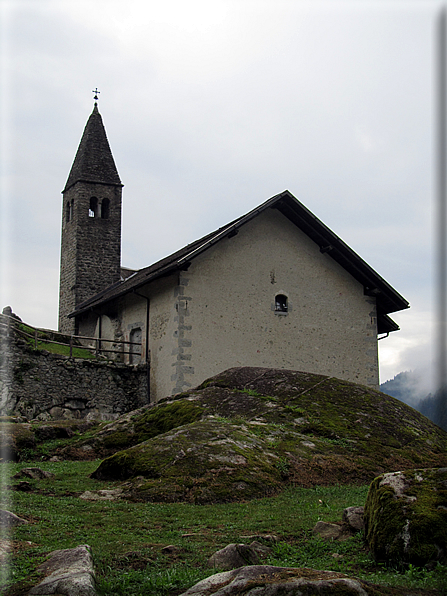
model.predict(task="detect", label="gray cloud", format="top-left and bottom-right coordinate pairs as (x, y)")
top-left (0, 0), bottom-right (441, 387)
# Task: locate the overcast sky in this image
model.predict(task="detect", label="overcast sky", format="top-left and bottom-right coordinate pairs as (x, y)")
top-left (0, 0), bottom-right (444, 390)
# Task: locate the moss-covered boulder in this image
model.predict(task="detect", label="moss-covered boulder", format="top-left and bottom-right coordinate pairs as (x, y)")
top-left (68, 367), bottom-right (447, 467)
top-left (86, 368), bottom-right (447, 503)
top-left (58, 400), bottom-right (205, 459)
top-left (91, 418), bottom-right (284, 503)
top-left (364, 468), bottom-right (447, 567)
top-left (12, 367), bottom-right (445, 499)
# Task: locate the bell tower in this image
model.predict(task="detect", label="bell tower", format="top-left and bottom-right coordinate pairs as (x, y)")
top-left (58, 98), bottom-right (123, 333)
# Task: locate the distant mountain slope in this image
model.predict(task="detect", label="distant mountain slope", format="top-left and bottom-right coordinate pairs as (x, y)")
top-left (380, 371), bottom-right (424, 406)
top-left (381, 371), bottom-right (446, 430)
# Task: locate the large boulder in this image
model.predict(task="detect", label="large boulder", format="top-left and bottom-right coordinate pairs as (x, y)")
top-left (86, 368), bottom-right (447, 503)
top-left (364, 468), bottom-right (447, 567)
top-left (179, 565), bottom-right (388, 595)
top-left (66, 367), bottom-right (447, 472)
top-left (91, 418), bottom-right (284, 503)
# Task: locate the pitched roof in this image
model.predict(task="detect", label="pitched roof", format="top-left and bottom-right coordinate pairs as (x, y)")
top-left (70, 190), bottom-right (409, 333)
top-left (63, 104), bottom-right (122, 192)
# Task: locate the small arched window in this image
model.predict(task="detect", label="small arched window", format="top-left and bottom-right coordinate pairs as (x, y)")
top-left (101, 198), bottom-right (110, 219)
top-left (89, 197), bottom-right (98, 218)
top-left (275, 294), bottom-right (288, 313)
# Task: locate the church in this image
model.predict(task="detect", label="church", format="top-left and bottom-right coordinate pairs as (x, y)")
top-left (58, 102), bottom-right (409, 401)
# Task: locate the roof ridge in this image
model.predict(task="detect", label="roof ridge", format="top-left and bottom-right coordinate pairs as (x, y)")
top-left (69, 191), bottom-right (409, 320)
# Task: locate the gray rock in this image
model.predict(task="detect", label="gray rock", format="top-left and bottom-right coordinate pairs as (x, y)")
top-left (208, 543), bottom-right (261, 570)
top-left (240, 534), bottom-right (279, 543)
top-left (364, 468), bottom-right (447, 566)
top-left (79, 489), bottom-right (123, 501)
top-left (179, 565), bottom-right (377, 595)
top-left (28, 544), bottom-right (96, 596)
top-left (249, 540), bottom-right (272, 556)
top-left (312, 521), bottom-right (347, 541)
top-left (0, 509), bottom-right (28, 527)
top-left (13, 467), bottom-right (55, 480)
top-left (342, 506), bottom-right (364, 532)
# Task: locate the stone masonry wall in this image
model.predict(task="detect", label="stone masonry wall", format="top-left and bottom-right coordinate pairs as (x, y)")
top-left (59, 181), bottom-right (122, 334)
top-left (0, 315), bottom-right (148, 421)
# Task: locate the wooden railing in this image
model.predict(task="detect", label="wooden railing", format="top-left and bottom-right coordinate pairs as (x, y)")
top-left (0, 314), bottom-right (143, 361)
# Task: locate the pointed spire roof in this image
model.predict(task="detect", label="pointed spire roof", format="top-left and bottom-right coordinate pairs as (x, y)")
top-left (63, 104), bottom-right (122, 192)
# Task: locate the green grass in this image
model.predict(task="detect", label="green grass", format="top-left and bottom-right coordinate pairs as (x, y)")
top-left (17, 323), bottom-right (96, 359)
top-left (32, 341), bottom-right (96, 359)
top-left (1, 460), bottom-right (446, 595)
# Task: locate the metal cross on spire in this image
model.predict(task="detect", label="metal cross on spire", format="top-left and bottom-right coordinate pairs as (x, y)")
top-left (92, 88), bottom-right (100, 105)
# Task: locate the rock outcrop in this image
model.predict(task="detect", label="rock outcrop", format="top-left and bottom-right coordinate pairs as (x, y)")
top-left (364, 467), bottom-right (447, 567)
top-left (179, 565), bottom-right (385, 595)
top-left (85, 368), bottom-right (447, 503)
top-left (91, 418), bottom-right (284, 503)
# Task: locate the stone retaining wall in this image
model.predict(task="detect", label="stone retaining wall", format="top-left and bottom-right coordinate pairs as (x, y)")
top-left (0, 315), bottom-right (148, 421)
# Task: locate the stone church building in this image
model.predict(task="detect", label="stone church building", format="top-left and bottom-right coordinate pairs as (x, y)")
top-left (59, 104), bottom-right (409, 401)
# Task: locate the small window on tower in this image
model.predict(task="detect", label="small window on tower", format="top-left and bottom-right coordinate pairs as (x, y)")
top-left (101, 198), bottom-right (110, 219)
top-left (89, 197), bottom-right (98, 218)
top-left (275, 294), bottom-right (288, 313)
top-left (66, 201), bottom-right (71, 223)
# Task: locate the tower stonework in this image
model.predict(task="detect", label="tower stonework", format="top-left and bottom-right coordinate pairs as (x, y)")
top-left (58, 104), bottom-right (123, 334)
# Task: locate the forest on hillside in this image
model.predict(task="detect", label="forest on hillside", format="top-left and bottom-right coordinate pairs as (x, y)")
top-left (381, 371), bottom-right (446, 431)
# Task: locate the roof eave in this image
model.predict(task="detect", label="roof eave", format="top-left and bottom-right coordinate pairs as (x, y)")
top-left (62, 179), bottom-right (124, 194)
top-left (377, 314), bottom-right (401, 334)
top-left (68, 261), bottom-right (184, 318)
top-left (272, 193), bottom-right (410, 315)
top-left (68, 189), bottom-right (409, 319)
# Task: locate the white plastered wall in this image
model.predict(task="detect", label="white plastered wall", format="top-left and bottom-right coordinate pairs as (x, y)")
top-left (118, 293), bottom-right (147, 363)
top-left (146, 274), bottom-right (179, 400)
top-left (164, 208), bottom-right (379, 397)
